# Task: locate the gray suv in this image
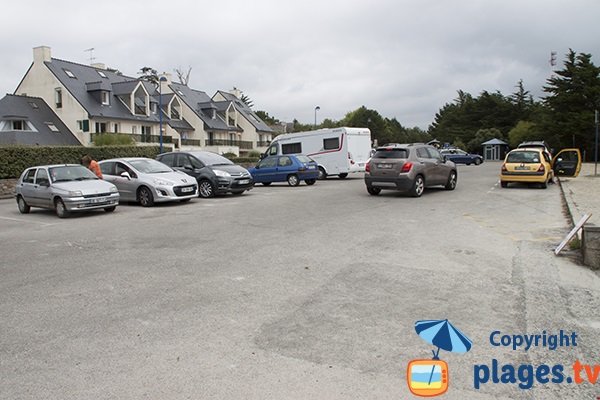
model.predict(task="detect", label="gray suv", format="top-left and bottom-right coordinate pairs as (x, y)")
top-left (364, 144), bottom-right (457, 197)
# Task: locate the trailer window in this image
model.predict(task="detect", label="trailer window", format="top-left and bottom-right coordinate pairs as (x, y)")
top-left (282, 142), bottom-right (302, 154)
top-left (323, 137), bottom-right (339, 150)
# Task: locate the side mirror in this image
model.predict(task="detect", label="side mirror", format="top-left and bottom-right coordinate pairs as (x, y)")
top-left (38, 180), bottom-right (50, 187)
top-left (255, 164), bottom-right (260, 169)
top-left (183, 164), bottom-right (193, 170)
top-left (442, 155), bottom-right (448, 163)
top-left (259, 153), bottom-right (266, 160)
top-left (120, 171), bottom-right (131, 180)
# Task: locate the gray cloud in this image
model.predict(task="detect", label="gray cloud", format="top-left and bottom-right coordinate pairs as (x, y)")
top-left (2, 0), bottom-right (599, 129)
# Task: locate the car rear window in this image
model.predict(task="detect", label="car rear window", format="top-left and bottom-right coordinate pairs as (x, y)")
top-left (295, 155), bottom-right (314, 163)
top-left (506, 151), bottom-right (541, 163)
top-left (373, 149), bottom-right (408, 159)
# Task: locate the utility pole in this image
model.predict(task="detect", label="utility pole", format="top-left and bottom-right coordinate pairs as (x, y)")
top-left (595, 110), bottom-right (598, 176)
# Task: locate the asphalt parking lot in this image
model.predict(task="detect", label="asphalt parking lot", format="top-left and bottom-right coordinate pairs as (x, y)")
top-left (1, 162), bottom-right (599, 399)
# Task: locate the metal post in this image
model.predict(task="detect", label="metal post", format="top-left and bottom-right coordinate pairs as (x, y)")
top-left (595, 110), bottom-right (598, 176)
top-left (159, 81), bottom-right (163, 153)
top-left (314, 106), bottom-right (320, 128)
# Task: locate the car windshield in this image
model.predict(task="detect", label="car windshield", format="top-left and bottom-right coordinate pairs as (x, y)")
top-left (373, 149), bottom-right (408, 159)
top-left (295, 155), bottom-right (314, 163)
top-left (129, 159), bottom-right (173, 173)
top-left (507, 151), bottom-right (541, 163)
top-left (190, 152), bottom-right (233, 166)
top-left (49, 165), bottom-right (98, 183)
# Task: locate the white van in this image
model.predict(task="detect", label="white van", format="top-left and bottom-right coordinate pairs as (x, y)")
top-left (262, 127), bottom-right (372, 179)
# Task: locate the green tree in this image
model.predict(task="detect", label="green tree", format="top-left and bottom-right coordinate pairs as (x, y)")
top-left (138, 66), bottom-right (158, 86)
top-left (542, 49), bottom-right (600, 154)
top-left (508, 121), bottom-right (537, 148)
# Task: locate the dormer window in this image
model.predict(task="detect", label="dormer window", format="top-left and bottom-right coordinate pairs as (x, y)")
top-left (63, 69), bottom-right (76, 79)
top-left (101, 91), bottom-right (110, 105)
top-left (54, 88), bottom-right (62, 109)
top-left (133, 86), bottom-right (148, 115)
top-left (170, 98), bottom-right (181, 120)
top-left (151, 103), bottom-right (157, 114)
top-left (13, 120), bottom-right (24, 130)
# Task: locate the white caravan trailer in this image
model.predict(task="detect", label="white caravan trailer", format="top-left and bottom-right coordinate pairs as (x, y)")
top-left (263, 127), bottom-right (372, 179)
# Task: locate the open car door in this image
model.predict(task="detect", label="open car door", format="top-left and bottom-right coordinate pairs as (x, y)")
top-left (552, 148), bottom-right (582, 177)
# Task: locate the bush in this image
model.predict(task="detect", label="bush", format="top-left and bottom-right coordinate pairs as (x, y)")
top-left (0, 145), bottom-right (165, 179)
top-left (93, 133), bottom-right (135, 146)
top-left (222, 152), bottom-right (238, 160)
top-left (247, 150), bottom-right (262, 158)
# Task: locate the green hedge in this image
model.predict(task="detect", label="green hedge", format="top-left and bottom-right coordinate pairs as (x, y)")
top-left (0, 145), bottom-right (166, 179)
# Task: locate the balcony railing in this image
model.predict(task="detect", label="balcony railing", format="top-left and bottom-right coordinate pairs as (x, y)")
top-left (205, 139), bottom-right (253, 149)
top-left (257, 141), bottom-right (271, 147)
top-left (132, 134), bottom-right (172, 144)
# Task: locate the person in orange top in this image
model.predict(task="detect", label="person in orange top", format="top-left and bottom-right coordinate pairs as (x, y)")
top-left (81, 155), bottom-right (103, 179)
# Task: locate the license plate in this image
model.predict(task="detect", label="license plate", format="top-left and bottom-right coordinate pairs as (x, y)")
top-left (378, 164), bottom-right (393, 169)
top-left (238, 179), bottom-right (250, 185)
top-left (515, 166), bottom-right (531, 170)
top-left (181, 187), bottom-right (194, 193)
top-left (91, 197), bottom-right (106, 203)
top-left (358, 163), bottom-right (364, 167)
top-left (308, 165), bottom-right (316, 169)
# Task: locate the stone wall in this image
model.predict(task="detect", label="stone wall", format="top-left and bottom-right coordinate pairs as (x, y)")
top-left (0, 179), bottom-right (17, 199)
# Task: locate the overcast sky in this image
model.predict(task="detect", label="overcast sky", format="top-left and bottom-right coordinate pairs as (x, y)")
top-left (2, 0), bottom-right (600, 129)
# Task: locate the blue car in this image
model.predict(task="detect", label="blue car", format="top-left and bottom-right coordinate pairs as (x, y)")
top-left (248, 155), bottom-right (319, 186)
top-left (440, 148), bottom-right (483, 165)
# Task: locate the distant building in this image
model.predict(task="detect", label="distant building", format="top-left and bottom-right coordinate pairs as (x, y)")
top-left (14, 46), bottom-right (274, 155)
top-left (482, 138), bottom-right (509, 161)
top-left (0, 94), bottom-right (79, 146)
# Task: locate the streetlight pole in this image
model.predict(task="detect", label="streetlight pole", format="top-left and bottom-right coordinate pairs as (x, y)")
top-left (595, 110), bottom-right (598, 176)
top-left (314, 106), bottom-right (320, 128)
top-left (158, 75), bottom-right (168, 153)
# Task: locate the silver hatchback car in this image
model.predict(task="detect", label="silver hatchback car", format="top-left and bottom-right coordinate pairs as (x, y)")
top-left (364, 144), bottom-right (458, 197)
top-left (99, 158), bottom-right (197, 206)
top-left (15, 164), bottom-right (120, 218)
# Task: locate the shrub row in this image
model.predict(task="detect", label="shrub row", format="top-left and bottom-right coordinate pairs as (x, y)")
top-left (0, 145), bottom-right (164, 179)
top-left (0, 146), bottom-right (260, 179)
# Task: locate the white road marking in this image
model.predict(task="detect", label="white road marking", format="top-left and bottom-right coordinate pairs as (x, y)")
top-left (0, 216), bottom-right (55, 227)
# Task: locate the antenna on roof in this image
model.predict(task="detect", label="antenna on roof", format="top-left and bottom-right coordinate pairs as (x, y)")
top-left (84, 48), bottom-right (96, 64)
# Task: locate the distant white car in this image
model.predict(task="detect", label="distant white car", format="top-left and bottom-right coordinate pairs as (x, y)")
top-left (15, 164), bottom-right (120, 218)
top-left (99, 158), bottom-right (197, 206)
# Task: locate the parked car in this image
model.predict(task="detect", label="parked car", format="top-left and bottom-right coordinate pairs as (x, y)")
top-left (99, 158), bottom-right (197, 206)
top-left (15, 164), bottom-right (120, 218)
top-left (248, 155), bottom-right (319, 186)
top-left (439, 148), bottom-right (483, 165)
top-left (156, 151), bottom-right (253, 198)
top-left (500, 147), bottom-right (581, 188)
top-left (364, 144), bottom-right (458, 197)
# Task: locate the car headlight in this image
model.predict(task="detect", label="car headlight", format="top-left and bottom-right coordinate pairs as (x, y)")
top-left (68, 190), bottom-right (83, 196)
top-left (214, 169), bottom-right (231, 177)
top-left (110, 186), bottom-right (118, 193)
top-left (153, 179), bottom-right (174, 186)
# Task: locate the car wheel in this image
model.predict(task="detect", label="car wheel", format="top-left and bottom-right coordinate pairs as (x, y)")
top-left (318, 167), bottom-right (327, 180)
top-left (287, 174), bottom-right (300, 187)
top-left (500, 181), bottom-right (508, 188)
top-left (445, 170), bottom-right (457, 190)
top-left (305, 179), bottom-right (316, 185)
top-left (338, 173), bottom-right (348, 179)
top-left (17, 196), bottom-right (30, 214)
top-left (55, 198), bottom-right (69, 218)
top-left (104, 206), bottom-right (116, 212)
top-left (138, 186), bottom-right (155, 207)
top-left (367, 186), bottom-right (381, 195)
top-left (410, 175), bottom-right (425, 197)
top-left (261, 182), bottom-right (272, 186)
top-left (474, 158), bottom-right (482, 165)
top-left (198, 180), bottom-right (215, 198)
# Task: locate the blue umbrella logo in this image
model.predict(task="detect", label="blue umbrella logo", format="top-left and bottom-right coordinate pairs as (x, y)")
top-left (413, 319), bottom-right (472, 388)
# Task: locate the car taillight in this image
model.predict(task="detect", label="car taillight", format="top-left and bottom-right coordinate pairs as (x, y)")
top-left (365, 162), bottom-right (371, 173)
top-left (501, 163), bottom-right (507, 172)
top-left (538, 164), bottom-right (545, 172)
top-left (401, 162), bottom-right (413, 173)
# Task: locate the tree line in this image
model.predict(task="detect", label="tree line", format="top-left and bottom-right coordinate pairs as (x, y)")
top-left (257, 49), bottom-right (600, 158)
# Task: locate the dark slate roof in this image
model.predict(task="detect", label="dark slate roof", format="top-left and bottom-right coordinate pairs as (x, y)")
top-left (0, 94), bottom-right (80, 145)
top-left (214, 90), bottom-right (274, 133)
top-left (169, 82), bottom-right (238, 132)
top-left (44, 58), bottom-right (160, 123)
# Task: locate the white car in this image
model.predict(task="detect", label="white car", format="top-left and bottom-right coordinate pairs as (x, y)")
top-left (99, 158), bottom-right (197, 206)
top-left (15, 164), bottom-right (120, 218)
